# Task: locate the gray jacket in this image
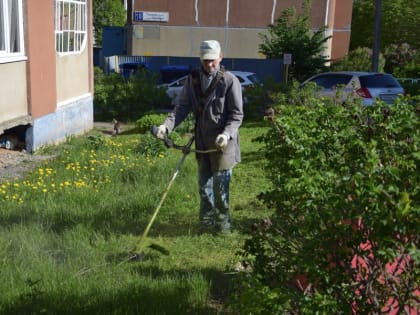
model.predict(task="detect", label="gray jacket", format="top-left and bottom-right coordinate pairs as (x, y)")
top-left (163, 67), bottom-right (244, 171)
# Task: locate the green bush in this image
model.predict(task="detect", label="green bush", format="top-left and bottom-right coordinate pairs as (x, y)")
top-left (136, 113), bottom-right (168, 134)
top-left (93, 67), bottom-right (171, 121)
top-left (331, 47), bottom-right (385, 72)
top-left (384, 43), bottom-right (418, 75)
top-left (243, 77), bottom-right (288, 121)
top-left (230, 91), bottom-right (419, 314)
top-left (399, 79), bottom-right (420, 97)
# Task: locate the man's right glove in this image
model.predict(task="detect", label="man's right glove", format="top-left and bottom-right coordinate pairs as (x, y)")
top-left (156, 124), bottom-right (167, 140)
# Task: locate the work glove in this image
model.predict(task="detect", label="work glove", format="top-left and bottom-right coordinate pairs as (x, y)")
top-left (215, 133), bottom-right (229, 150)
top-left (156, 124), bottom-right (167, 140)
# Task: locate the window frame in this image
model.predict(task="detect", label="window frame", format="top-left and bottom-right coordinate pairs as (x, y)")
top-left (54, 0), bottom-right (87, 55)
top-left (0, 0), bottom-right (26, 63)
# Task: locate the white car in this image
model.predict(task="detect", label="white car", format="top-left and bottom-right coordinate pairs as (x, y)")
top-left (161, 70), bottom-right (260, 107)
top-left (300, 71), bottom-right (405, 106)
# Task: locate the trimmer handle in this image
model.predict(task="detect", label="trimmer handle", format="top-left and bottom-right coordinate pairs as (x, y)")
top-left (151, 125), bottom-right (174, 148)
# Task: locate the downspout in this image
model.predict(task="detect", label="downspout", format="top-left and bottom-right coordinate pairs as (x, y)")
top-left (189, 0), bottom-right (199, 56)
top-left (271, 0), bottom-right (277, 24)
top-left (224, 0), bottom-right (229, 58)
top-left (324, 0), bottom-right (333, 64)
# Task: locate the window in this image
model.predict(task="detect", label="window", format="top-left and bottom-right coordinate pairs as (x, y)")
top-left (55, 0), bottom-right (87, 54)
top-left (310, 74), bottom-right (352, 89)
top-left (0, 0), bottom-right (25, 62)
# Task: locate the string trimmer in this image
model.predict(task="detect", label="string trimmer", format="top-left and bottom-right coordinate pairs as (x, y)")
top-left (124, 126), bottom-right (218, 262)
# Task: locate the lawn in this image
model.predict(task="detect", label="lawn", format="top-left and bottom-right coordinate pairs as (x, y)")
top-left (0, 120), bottom-right (272, 314)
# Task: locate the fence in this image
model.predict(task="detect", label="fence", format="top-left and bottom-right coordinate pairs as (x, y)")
top-left (101, 55), bottom-right (284, 83)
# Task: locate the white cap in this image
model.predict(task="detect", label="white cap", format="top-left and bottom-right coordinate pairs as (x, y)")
top-left (199, 40), bottom-right (221, 60)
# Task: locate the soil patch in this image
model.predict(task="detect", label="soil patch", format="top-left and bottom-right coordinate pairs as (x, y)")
top-left (0, 148), bottom-right (56, 182)
top-left (0, 122), bottom-right (122, 182)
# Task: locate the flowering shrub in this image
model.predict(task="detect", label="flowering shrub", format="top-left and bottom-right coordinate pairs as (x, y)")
top-left (231, 92), bottom-right (419, 314)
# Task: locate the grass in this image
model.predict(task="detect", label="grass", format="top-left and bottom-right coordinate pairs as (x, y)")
top-left (0, 120), bottom-right (272, 314)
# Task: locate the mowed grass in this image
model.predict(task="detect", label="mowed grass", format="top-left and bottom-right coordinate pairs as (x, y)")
top-left (0, 121), bottom-right (272, 314)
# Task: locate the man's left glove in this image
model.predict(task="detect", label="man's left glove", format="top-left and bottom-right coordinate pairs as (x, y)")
top-left (215, 133), bottom-right (229, 150)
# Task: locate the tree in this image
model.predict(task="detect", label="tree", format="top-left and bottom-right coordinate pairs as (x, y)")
top-left (93, 0), bottom-right (126, 46)
top-left (331, 47), bottom-right (385, 72)
top-left (259, 6), bottom-right (330, 82)
top-left (351, 0), bottom-right (420, 51)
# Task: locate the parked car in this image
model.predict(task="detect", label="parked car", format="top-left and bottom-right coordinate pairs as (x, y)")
top-left (161, 70), bottom-right (261, 107)
top-left (300, 71), bottom-right (405, 106)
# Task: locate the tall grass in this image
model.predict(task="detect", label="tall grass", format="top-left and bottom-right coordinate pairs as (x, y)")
top-left (0, 121), bottom-right (271, 314)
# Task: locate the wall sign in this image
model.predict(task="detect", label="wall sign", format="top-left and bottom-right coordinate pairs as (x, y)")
top-left (283, 53), bottom-right (292, 65)
top-left (134, 11), bottom-right (169, 22)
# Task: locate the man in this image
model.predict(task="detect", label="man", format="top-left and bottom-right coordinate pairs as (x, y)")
top-left (155, 40), bottom-right (244, 234)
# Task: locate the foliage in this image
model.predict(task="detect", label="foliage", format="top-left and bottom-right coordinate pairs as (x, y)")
top-left (171, 112), bottom-right (196, 135)
top-left (93, 67), bottom-right (171, 121)
top-left (136, 113), bottom-right (168, 134)
top-left (243, 78), bottom-right (288, 121)
top-left (230, 88), bottom-right (420, 313)
top-left (351, 0), bottom-right (420, 51)
top-left (383, 43), bottom-right (418, 75)
top-left (398, 79), bottom-right (420, 98)
top-left (93, 0), bottom-right (126, 46)
top-left (259, 5), bottom-right (330, 82)
top-left (331, 47), bottom-right (385, 72)
top-left (137, 134), bottom-right (167, 158)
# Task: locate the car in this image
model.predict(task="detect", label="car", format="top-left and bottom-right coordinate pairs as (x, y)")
top-left (161, 70), bottom-right (261, 107)
top-left (300, 71), bottom-right (405, 106)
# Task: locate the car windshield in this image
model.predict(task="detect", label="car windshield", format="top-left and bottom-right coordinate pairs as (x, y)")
top-left (359, 74), bottom-right (401, 88)
top-left (247, 74), bottom-right (260, 84)
top-left (310, 74), bottom-right (353, 88)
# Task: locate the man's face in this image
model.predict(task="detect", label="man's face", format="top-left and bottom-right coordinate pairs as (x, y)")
top-left (200, 56), bottom-right (222, 74)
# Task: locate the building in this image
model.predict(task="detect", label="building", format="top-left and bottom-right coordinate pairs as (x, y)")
top-left (125, 0), bottom-right (353, 62)
top-left (0, 0), bottom-right (94, 152)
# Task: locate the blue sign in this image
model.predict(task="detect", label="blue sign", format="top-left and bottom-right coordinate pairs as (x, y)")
top-left (133, 11), bottom-right (169, 22)
top-left (134, 11), bottom-right (143, 21)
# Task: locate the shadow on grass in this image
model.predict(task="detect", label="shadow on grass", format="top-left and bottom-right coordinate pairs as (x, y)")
top-left (240, 149), bottom-right (266, 165)
top-left (0, 197), bottom-right (269, 240)
top-left (1, 266), bottom-right (234, 315)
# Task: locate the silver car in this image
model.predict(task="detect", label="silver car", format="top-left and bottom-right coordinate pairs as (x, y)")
top-left (301, 71), bottom-right (405, 106)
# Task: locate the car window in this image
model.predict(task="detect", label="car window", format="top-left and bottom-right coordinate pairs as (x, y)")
top-left (247, 74), bottom-right (261, 84)
top-left (310, 74), bottom-right (353, 88)
top-left (235, 75), bottom-right (245, 84)
top-left (169, 77), bottom-right (188, 87)
top-left (359, 74), bottom-right (401, 88)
